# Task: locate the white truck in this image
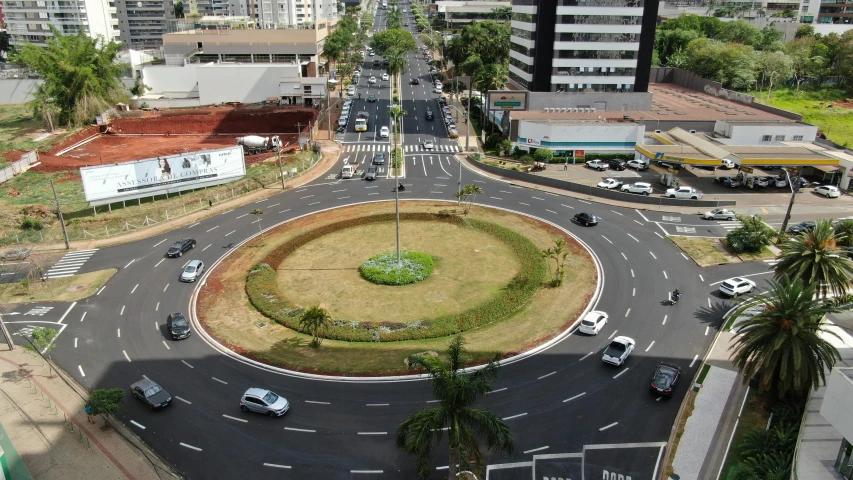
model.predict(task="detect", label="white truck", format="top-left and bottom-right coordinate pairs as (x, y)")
top-left (665, 186), bottom-right (704, 199)
top-left (341, 165), bottom-right (356, 179)
top-left (354, 111), bottom-right (369, 132)
top-left (237, 135), bottom-right (282, 155)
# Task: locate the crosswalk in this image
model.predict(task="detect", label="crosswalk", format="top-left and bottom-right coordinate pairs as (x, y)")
top-left (718, 220), bottom-right (743, 231)
top-left (403, 144), bottom-right (461, 153)
top-left (45, 248), bottom-right (98, 279)
top-left (343, 144), bottom-right (390, 152)
top-left (341, 143), bottom-right (462, 153)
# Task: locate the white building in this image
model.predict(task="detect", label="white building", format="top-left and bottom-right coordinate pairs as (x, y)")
top-left (2, 0), bottom-right (121, 47)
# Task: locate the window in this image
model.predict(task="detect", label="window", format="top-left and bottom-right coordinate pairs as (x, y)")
top-left (775, 135), bottom-right (785, 141)
top-left (793, 135), bottom-right (804, 141)
top-left (761, 135), bottom-right (772, 142)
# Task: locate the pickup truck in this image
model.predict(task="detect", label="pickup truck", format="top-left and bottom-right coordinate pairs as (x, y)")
top-left (585, 159), bottom-right (609, 171)
top-left (665, 186), bottom-right (704, 199)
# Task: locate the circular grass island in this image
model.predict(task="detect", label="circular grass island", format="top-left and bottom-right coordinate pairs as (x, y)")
top-left (197, 202), bottom-right (597, 376)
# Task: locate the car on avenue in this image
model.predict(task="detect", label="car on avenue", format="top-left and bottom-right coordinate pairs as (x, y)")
top-left (379, 126), bottom-right (390, 138)
top-left (381, 73), bottom-right (389, 81)
top-left (585, 159), bottom-right (609, 171)
top-left (448, 127), bottom-right (459, 138)
top-left (367, 94), bottom-right (377, 102)
top-left (373, 152), bottom-right (385, 165)
top-left (815, 185), bottom-right (841, 198)
top-left (166, 312), bottom-right (191, 340)
top-left (620, 182), bottom-right (653, 195)
top-left (626, 159), bottom-right (649, 171)
top-left (240, 388), bottom-right (290, 417)
top-left (718, 277), bottom-right (756, 297)
top-left (410, 78), bottom-right (420, 85)
top-left (422, 139), bottom-right (435, 150)
top-left (166, 238), bottom-right (196, 257)
top-left (597, 178), bottom-right (623, 190)
top-left (578, 310), bottom-right (608, 335)
top-left (788, 221), bottom-right (816, 234)
top-left (702, 209), bottom-right (736, 220)
top-left (180, 260), bottom-right (205, 282)
top-left (368, 76), bottom-right (377, 84)
top-left (365, 165), bottom-right (377, 181)
top-left (665, 186), bottom-right (703, 199)
top-left (651, 362), bottom-right (681, 395)
top-left (425, 110), bottom-right (434, 120)
top-left (130, 379), bottom-right (172, 409)
top-left (573, 212), bottom-right (599, 226)
top-left (602, 336), bottom-right (635, 366)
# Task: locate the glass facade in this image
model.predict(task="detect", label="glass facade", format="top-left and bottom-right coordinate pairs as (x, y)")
top-left (838, 438), bottom-right (853, 479)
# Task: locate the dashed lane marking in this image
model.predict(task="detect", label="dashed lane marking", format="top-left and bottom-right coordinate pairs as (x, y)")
top-left (537, 371), bottom-right (555, 380)
top-left (206, 226), bottom-right (219, 233)
top-left (223, 414), bottom-right (248, 423)
top-left (78, 366), bottom-right (85, 377)
top-left (225, 230), bottom-right (236, 237)
top-left (613, 368), bottom-right (629, 379)
top-left (487, 388), bottom-right (507, 395)
top-left (130, 420), bottom-right (146, 430)
top-left (645, 341), bottom-right (655, 352)
top-left (285, 427), bottom-right (316, 433)
top-left (563, 392), bottom-right (586, 403)
top-left (154, 259), bottom-right (165, 268)
top-left (304, 400), bottom-right (330, 405)
top-left (561, 204), bottom-right (575, 209)
top-left (689, 354), bottom-right (699, 368)
top-left (599, 422), bottom-right (618, 431)
top-left (212, 377), bottom-right (228, 385)
top-left (180, 443), bottom-right (202, 452)
top-left (264, 463), bottom-right (292, 469)
top-left (181, 360), bottom-right (194, 368)
top-left (502, 413), bottom-right (527, 421)
top-left (123, 350), bottom-right (131, 362)
top-left (175, 396), bottom-right (191, 404)
top-left (162, 341), bottom-right (170, 350)
top-left (601, 235), bottom-right (613, 244)
top-left (152, 239), bottom-right (167, 248)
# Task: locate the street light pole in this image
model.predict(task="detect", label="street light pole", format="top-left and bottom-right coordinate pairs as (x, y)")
top-left (778, 168), bottom-right (798, 242)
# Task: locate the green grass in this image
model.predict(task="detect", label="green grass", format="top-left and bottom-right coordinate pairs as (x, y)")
top-left (720, 390), bottom-right (772, 478)
top-left (694, 364), bottom-right (712, 392)
top-left (0, 104), bottom-right (73, 159)
top-left (753, 88), bottom-right (853, 148)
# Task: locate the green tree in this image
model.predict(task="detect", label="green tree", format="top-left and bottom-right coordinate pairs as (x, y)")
top-left (833, 218), bottom-right (853, 247)
top-left (757, 50), bottom-right (793, 95)
top-left (498, 139), bottom-right (512, 157)
top-left (396, 337), bottom-right (513, 479)
top-left (87, 388), bottom-right (124, 425)
top-left (454, 184), bottom-right (483, 214)
top-left (22, 326), bottom-right (58, 376)
top-left (774, 219), bottom-right (853, 297)
top-left (12, 28), bottom-right (126, 127)
top-left (489, 6), bottom-right (512, 20)
top-left (729, 279), bottom-right (841, 401)
top-left (174, 0), bottom-right (185, 18)
top-left (299, 305), bottom-right (331, 346)
top-left (726, 215), bottom-right (776, 253)
top-left (251, 208), bottom-right (264, 238)
top-left (534, 148), bottom-right (553, 164)
top-left (542, 238), bottom-right (570, 287)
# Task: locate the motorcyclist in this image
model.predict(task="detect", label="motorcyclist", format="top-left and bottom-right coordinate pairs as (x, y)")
top-left (397, 182), bottom-right (405, 192)
top-left (672, 289), bottom-right (681, 303)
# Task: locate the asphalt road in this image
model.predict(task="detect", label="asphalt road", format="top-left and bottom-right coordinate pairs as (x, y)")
top-left (0, 5), bottom-right (807, 479)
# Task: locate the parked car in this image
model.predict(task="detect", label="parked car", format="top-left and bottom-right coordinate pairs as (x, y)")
top-left (788, 221), bottom-right (816, 234)
top-left (240, 388), bottom-right (290, 417)
top-left (775, 177), bottom-right (789, 188)
top-left (422, 140), bottom-right (435, 150)
top-left (180, 260), bottom-right (205, 282)
top-left (717, 177), bottom-right (742, 188)
top-left (130, 379), bottom-right (172, 409)
top-left (815, 185), bottom-right (841, 198)
top-left (626, 159), bottom-right (649, 171)
top-left (665, 187), bottom-right (703, 200)
top-left (347, 85), bottom-right (356, 96)
top-left (718, 277), bottom-right (756, 297)
top-left (602, 336), bottom-right (635, 366)
top-left (373, 153), bottom-right (385, 165)
top-left (573, 212), bottom-right (599, 226)
top-left (585, 160), bottom-right (609, 171)
top-left (702, 209), bottom-right (736, 220)
top-left (720, 158), bottom-right (735, 170)
top-left (166, 312), bottom-right (191, 340)
top-left (597, 178), bottom-right (623, 190)
top-left (379, 126), bottom-right (390, 138)
top-left (448, 127), bottom-right (459, 138)
top-left (578, 310), bottom-right (608, 335)
top-left (367, 94), bottom-right (377, 102)
top-left (0, 247), bottom-right (31, 262)
top-left (606, 159), bottom-right (627, 171)
top-left (365, 165), bottom-right (377, 181)
top-left (621, 182), bottom-right (653, 195)
top-left (651, 362), bottom-right (681, 396)
top-left (166, 238), bottom-right (196, 258)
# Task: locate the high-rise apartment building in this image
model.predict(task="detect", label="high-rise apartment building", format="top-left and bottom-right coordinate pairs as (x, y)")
top-left (116, 0), bottom-right (176, 49)
top-left (508, 0), bottom-right (660, 93)
top-left (2, 0), bottom-right (120, 47)
top-left (818, 0), bottom-right (853, 24)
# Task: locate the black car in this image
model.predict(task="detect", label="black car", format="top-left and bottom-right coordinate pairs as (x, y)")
top-left (166, 238), bottom-right (196, 258)
top-left (425, 110), bottom-right (434, 120)
top-left (365, 165), bottom-right (377, 181)
top-left (438, 96), bottom-right (447, 105)
top-left (410, 78), bottom-right (420, 85)
top-left (651, 362), bottom-right (681, 395)
top-left (373, 153), bottom-right (385, 165)
top-left (367, 94), bottom-right (377, 103)
top-left (606, 159), bottom-right (627, 171)
top-left (788, 221), bottom-right (816, 234)
top-left (573, 212), bottom-right (599, 226)
top-left (167, 312), bottom-right (191, 340)
top-left (130, 379), bottom-right (172, 409)
top-left (383, 59), bottom-right (389, 65)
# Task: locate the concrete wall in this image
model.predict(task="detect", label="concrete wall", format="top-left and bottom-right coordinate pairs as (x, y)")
top-left (143, 65), bottom-right (202, 96)
top-left (820, 368), bottom-right (853, 443)
top-left (714, 122), bottom-right (818, 144)
top-left (0, 79), bottom-right (40, 105)
top-left (198, 64), bottom-right (300, 104)
top-left (528, 91), bottom-right (653, 112)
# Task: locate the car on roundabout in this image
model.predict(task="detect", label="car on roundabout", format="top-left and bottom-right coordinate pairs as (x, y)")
top-left (651, 362), bottom-right (681, 396)
top-left (573, 212), bottom-right (599, 226)
top-left (166, 312), bottom-right (191, 340)
top-left (578, 310), bottom-right (608, 335)
top-left (597, 178), bottom-right (623, 190)
top-left (702, 209), bottom-right (736, 220)
top-left (130, 378), bottom-right (172, 409)
top-left (620, 182), bottom-right (653, 195)
top-left (180, 260), bottom-right (204, 282)
top-left (166, 238), bottom-right (196, 257)
top-left (602, 336), bottom-right (635, 366)
top-left (240, 388), bottom-right (290, 417)
top-left (718, 277), bottom-right (756, 297)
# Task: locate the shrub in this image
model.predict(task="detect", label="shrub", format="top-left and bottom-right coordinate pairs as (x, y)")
top-left (726, 215), bottom-right (776, 253)
top-left (20, 217), bottom-right (43, 230)
top-left (485, 133), bottom-right (503, 149)
top-left (519, 155), bottom-right (535, 165)
top-left (534, 149), bottom-right (554, 164)
top-left (360, 251), bottom-right (435, 285)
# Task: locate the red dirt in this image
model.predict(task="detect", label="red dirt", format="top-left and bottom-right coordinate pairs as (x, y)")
top-left (833, 100), bottom-right (853, 109)
top-left (30, 105), bottom-right (317, 172)
top-left (0, 150), bottom-right (29, 163)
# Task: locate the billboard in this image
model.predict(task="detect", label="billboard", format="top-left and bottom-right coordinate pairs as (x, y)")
top-left (80, 146), bottom-right (246, 206)
top-left (487, 90), bottom-right (529, 111)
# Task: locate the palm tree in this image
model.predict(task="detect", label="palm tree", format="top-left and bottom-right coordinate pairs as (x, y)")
top-left (251, 208), bottom-right (264, 237)
top-left (489, 6), bottom-right (512, 20)
top-left (388, 104), bottom-right (407, 263)
top-left (729, 279), bottom-right (841, 402)
top-left (299, 305), bottom-right (330, 346)
top-left (472, 63), bottom-right (507, 135)
top-left (454, 184), bottom-right (483, 214)
top-left (397, 336), bottom-right (513, 480)
top-left (774, 218), bottom-right (853, 297)
top-left (833, 218), bottom-right (853, 247)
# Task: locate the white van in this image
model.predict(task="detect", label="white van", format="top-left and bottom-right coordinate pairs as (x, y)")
top-left (341, 165), bottom-right (355, 179)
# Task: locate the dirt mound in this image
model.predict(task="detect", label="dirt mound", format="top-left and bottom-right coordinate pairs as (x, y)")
top-left (110, 108), bottom-right (317, 135)
top-left (0, 150), bottom-right (29, 163)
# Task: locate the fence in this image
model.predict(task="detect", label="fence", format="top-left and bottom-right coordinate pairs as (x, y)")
top-left (0, 151), bottom-right (39, 184)
top-left (0, 151), bottom-right (322, 248)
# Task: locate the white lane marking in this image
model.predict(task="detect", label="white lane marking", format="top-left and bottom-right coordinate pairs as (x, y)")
top-left (130, 420), bottom-right (146, 429)
top-left (202, 244), bottom-right (211, 252)
top-left (300, 195), bottom-right (314, 199)
top-left (188, 222), bottom-right (200, 228)
top-left (309, 201), bottom-right (321, 205)
top-left (357, 432), bottom-right (387, 435)
top-left (708, 271), bottom-right (773, 285)
top-left (131, 284), bottom-right (139, 294)
top-left (705, 326), bottom-right (710, 336)
top-left (120, 306), bottom-right (125, 316)
top-left (264, 463), bottom-right (292, 469)
top-left (689, 354), bottom-right (699, 368)
top-left (236, 213), bottom-right (249, 219)
top-left (563, 392), bottom-right (586, 403)
top-left (650, 251), bottom-right (657, 259)
top-left (634, 219), bottom-right (644, 226)
top-left (561, 204), bottom-right (575, 209)
top-left (708, 298), bottom-right (712, 308)
top-left (518, 202), bottom-right (530, 206)
top-left (601, 235), bottom-right (613, 244)
top-left (162, 341), bottom-right (171, 350)
top-left (578, 200), bottom-right (591, 204)
top-left (180, 443), bottom-right (202, 452)
top-left (175, 396), bottom-right (192, 404)
top-left (631, 269), bottom-right (635, 278)
top-left (338, 196), bottom-right (351, 200)
top-left (662, 315), bottom-right (668, 325)
top-left (152, 239), bottom-right (168, 248)
top-left (351, 470), bottom-right (383, 474)
top-left (625, 308), bottom-right (631, 318)
top-left (663, 271), bottom-right (668, 279)
top-left (284, 427), bottom-right (316, 433)
top-left (305, 400), bottom-right (330, 405)
top-left (579, 352), bottom-right (594, 362)
top-left (154, 259), bottom-right (165, 268)
top-left (621, 252), bottom-right (627, 260)
top-left (655, 232), bottom-right (664, 239)
top-left (366, 403), bottom-right (389, 407)
top-left (155, 302), bottom-right (159, 312)
top-left (537, 371), bottom-right (556, 380)
top-left (56, 302), bottom-right (76, 324)
top-left (613, 368), bottom-right (629, 379)
top-left (627, 233), bottom-right (639, 242)
top-left (633, 288), bottom-right (636, 297)
top-left (531, 196), bottom-right (544, 201)
top-left (502, 413), bottom-right (527, 421)
top-left (163, 284), bottom-right (169, 292)
top-left (608, 330), bottom-right (618, 340)
top-left (523, 446), bottom-right (549, 454)
top-left (279, 209), bottom-right (291, 214)
top-left (181, 360), bottom-right (194, 368)
top-left (681, 253), bottom-right (689, 260)
top-left (645, 341), bottom-right (655, 352)
top-left (80, 312), bottom-right (87, 322)
top-left (225, 230), bottom-right (236, 237)
top-left (635, 209), bottom-right (650, 222)
top-left (124, 259), bottom-right (135, 269)
top-left (699, 274), bottom-right (705, 282)
top-left (74, 337), bottom-right (77, 348)
top-left (599, 422), bottom-right (618, 431)
top-left (490, 196), bottom-right (503, 200)
top-left (499, 190), bottom-right (512, 194)
top-left (212, 377), bottom-right (228, 385)
top-left (546, 209), bottom-right (557, 214)
top-left (96, 286), bottom-right (106, 295)
top-left (117, 328), bottom-right (121, 337)
top-left (332, 189), bottom-right (347, 193)
top-left (487, 388), bottom-right (507, 395)
top-left (78, 366), bottom-right (85, 377)
top-left (123, 350), bottom-right (131, 362)
top-left (426, 400), bottom-right (440, 403)
top-left (206, 226), bottom-right (219, 233)
top-left (223, 414), bottom-right (248, 423)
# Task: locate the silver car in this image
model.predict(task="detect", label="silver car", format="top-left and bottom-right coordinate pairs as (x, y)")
top-left (180, 260), bottom-right (204, 282)
top-left (240, 388), bottom-right (290, 417)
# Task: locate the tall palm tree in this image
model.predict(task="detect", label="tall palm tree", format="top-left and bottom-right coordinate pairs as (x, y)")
top-left (729, 279), bottom-right (841, 401)
top-left (299, 305), bottom-right (331, 346)
top-left (833, 218), bottom-right (853, 247)
top-left (473, 63), bottom-right (507, 135)
top-left (388, 104), bottom-right (407, 263)
top-left (397, 337), bottom-right (513, 480)
top-left (774, 218), bottom-right (853, 297)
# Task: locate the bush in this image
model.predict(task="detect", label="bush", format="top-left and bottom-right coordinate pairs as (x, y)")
top-left (519, 155), bottom-right (535, 165)
top-left (726, 215), bottom-right (776, 253)
top-left (485, 132), bottom-right (503, 149)
top-left (360, 251), bottom-right (435, 285)
top-left (20, 217), bottom-right (43, 231)
top-left (534, 149), bottom-right (554, 164)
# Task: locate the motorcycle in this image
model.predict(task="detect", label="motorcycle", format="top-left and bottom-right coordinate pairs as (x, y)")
top-left (396, 183), bottom-right (406, 192)
top-left (670, 291), bottom-right (681, 305)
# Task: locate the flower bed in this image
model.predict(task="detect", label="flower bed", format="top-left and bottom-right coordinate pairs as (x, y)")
top-left (360, 251), bottom-right (435, 285)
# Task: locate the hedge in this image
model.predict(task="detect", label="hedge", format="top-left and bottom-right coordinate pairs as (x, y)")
top-left (245, 213), bottom-right (546, 342)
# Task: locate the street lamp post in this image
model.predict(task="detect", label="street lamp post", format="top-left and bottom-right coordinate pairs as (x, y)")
top-left (778, 168), bottom-right (799, 242)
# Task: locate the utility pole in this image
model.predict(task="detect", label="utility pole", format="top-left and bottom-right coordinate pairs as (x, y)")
top-left (50, 180), bottom-right (69, 249)
top-left (778, 168), bottom-right (798, 243)
top-left (326, 82), bottom-right (331, 137)
top-left (277, 149), bottom-right (285, 189)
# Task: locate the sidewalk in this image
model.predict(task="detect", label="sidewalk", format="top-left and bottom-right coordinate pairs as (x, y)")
top-left (0, 345), bottom-right (180, 480)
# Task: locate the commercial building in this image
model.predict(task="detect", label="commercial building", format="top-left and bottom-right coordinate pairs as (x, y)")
top-left (2, 0), bottom-right (120, 47)
top-left (508, 0), bottom-right (660, 93)
top-left (435, 0), bottom-right (510, 28)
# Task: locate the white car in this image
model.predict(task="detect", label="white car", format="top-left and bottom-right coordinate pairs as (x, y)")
top-left (702, 209), bottom-right (736, 220)
top-left (381, 73), bottom-right (389, 81)
top-left (665, 186), bottom-right (703, 199)
top-left (347, 85), bottom-right (356, 96)
top-left (597, 178), bottom-right (623, 190)
top-left (422, 140), bottom-right (435, 150)
top-left (368, 76), bottom-right (377, 84)
top-left (602, 336), bottom-right (635, 366)
top-left (753, 176), bottom-right (770, 187)
top-left (775, 177), bottom-right (788, 188)
top-left (719, 277), bottom-right (756, 297)
top-left (626, 159), bottom-right (649, 171)
top-left (621, 182), bottom-right (653, 195)
top-left (585, 160), bottom-right (609, 171)
top-left (815, 185), bottom-right (841, 198)
top-left (379, 126), bottom-right (390, 138)
top-left (578, 310), bottom-right (608, 335)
